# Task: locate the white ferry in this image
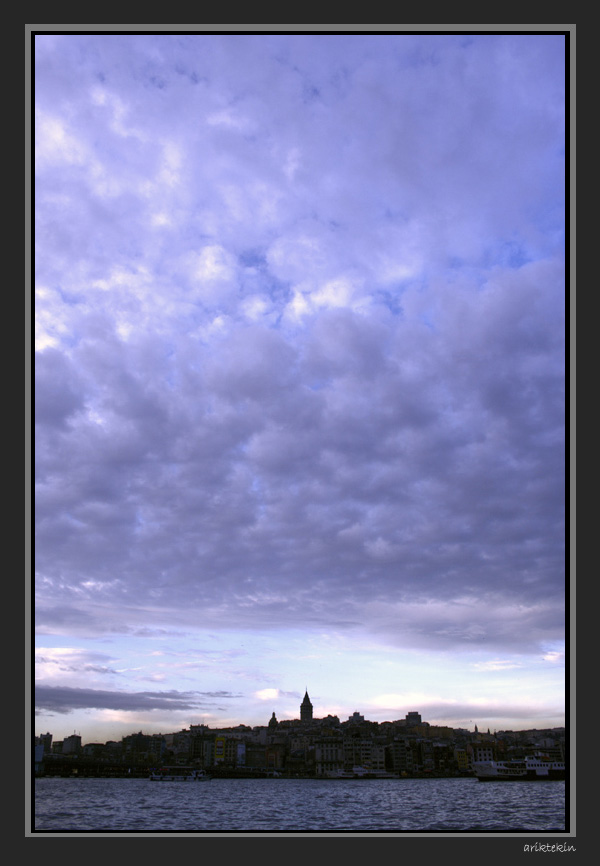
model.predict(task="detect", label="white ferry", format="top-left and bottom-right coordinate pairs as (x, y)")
top-left (472, 754), bottom-right (565, 782)
top-left (149, 767), bottom-right (211, 781)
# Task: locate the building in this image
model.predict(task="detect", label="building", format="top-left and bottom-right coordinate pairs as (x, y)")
top-left (82, 743), bottom-right (108, 758)
top-left (343, 738), bottom-right (386, 773)
top-left (62, 734), bottom-right (82, 755)
top-left (469, 743), bottom-right (496, 766)
top-left (34, 743), bottom-right (45, 775)
top-left (300, 690), bottom-right (313, 723)
top-left (454, 748), bottom-right (469, 772)
top-left (122, 731), bottom-right (165, 761)
top-left (36, 732), bottom-right (53, 754)
top-left (388, 738), bottom-right (416, 775)
top-left (348, 712), bottom-right (365, 724)
top-left (314, 738), bottom-right (344, 776)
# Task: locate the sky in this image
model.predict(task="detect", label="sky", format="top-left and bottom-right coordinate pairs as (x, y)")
top-left (33, 32), bottom-right (567, 744)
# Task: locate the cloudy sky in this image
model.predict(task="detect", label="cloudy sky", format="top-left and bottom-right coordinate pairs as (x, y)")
top-left (34, 32), bottom-right (566, 744)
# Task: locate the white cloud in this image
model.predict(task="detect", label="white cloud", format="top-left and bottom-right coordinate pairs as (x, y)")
top-left (311, 278), bottom-right (355, 309)
top-left (35, 110), bottom-right (86, 168)
top-left (472, 660), bottom-right (523, 672)
top-left (543, 651), bottom-right (565, 663)
top-left (255, 688), bottom-right (280, 701)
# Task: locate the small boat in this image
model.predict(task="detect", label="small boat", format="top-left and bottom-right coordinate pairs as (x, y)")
top-left (472, 754), bottom-right (565, 781)
top-left (149, 767), bottom-right (211, 781)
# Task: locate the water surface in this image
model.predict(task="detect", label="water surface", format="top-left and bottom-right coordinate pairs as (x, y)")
top-left (34, 776), bottom-right (567, 833)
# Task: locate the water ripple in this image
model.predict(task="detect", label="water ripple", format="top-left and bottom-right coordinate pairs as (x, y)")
top-left (34, 777), bottom-right (566, 833)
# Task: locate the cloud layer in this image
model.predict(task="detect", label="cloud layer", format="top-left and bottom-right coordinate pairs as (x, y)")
top-left (34, 34), bottom-right (566, 733)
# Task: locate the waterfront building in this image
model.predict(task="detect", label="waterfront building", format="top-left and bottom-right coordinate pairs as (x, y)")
top-left (82, 743), bottom-right (108, 758)
top-left (314, 738), bottom-right (345, 776)
top-left (34, 743), bottom-right (44, 774)
top-left (266, 743), bottom-right (286, 769)
top-left (343, 737), bottom-right (386, 772)
top-left (388, 738), bottom-right (416, 775)
top-left (62, 734), bottom-right (82, 755)
top-left (190, 730), bottom-right (212, 766)
top-left (36, 732), bottom-right (53, 753)
top-left (454, 748), bottom-right (469, 772)
top-left (244, 742), bottom-right (267, 768)
top-left (468, 742), bottom-right (496, 767)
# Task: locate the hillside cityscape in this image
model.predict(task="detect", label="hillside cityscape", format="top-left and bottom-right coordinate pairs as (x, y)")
top-left (34, 690), bottom-right (566, 779)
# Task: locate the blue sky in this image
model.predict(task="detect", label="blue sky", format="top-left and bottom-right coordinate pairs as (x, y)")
top-left (34, 32), bottom-right (566, 743)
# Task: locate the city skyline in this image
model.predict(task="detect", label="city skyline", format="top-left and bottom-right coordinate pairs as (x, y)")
top-left (36, 679), bottom-right (566, 744)
top-left (37, 693), bottom-right (566, 748)
top-left (34, 32), bottom-right (567, 746)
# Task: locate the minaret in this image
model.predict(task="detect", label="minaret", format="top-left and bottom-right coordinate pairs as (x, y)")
top-left (300, 689), bottom-right (313, 723)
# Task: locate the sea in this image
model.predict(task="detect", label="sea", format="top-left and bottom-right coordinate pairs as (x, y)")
top-left (32, 776), bottom-right (567, 834)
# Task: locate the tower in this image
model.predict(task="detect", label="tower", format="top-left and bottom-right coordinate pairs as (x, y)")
top-left (300, 689), bottom-right (313, 723)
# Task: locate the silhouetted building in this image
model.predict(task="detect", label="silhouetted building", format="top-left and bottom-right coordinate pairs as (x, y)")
top-left (62, 734), bottom-right (82, 755)
top-left (300, 690), bottom-right (313, 723)
top-left (36, 732), bottom-right (53, 754)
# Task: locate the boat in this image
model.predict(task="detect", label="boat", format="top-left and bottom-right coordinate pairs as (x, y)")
top-left (472, 754), bottom-right (565, 781)
top-left (149, 767), bottom-right (211, 781)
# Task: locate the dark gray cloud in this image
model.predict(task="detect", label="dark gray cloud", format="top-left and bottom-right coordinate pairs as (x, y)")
top-left (35, 686), bottom-right (241, 714)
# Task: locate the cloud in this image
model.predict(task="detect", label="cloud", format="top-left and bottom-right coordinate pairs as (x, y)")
top-left (543, 651), bottom-right (565, 663)
top-left (35, 648), bottom-right (120, 680)
top-left (34, 34), bottom-right (565, 734)
top-left (471, 660), bottom-right (523, 672)
top-left (255, 688), bottom-right (279, 701)
top-left (34, 686), bottom-right (241, 714)
top-left (367, 695), bottom-right (565, 728)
